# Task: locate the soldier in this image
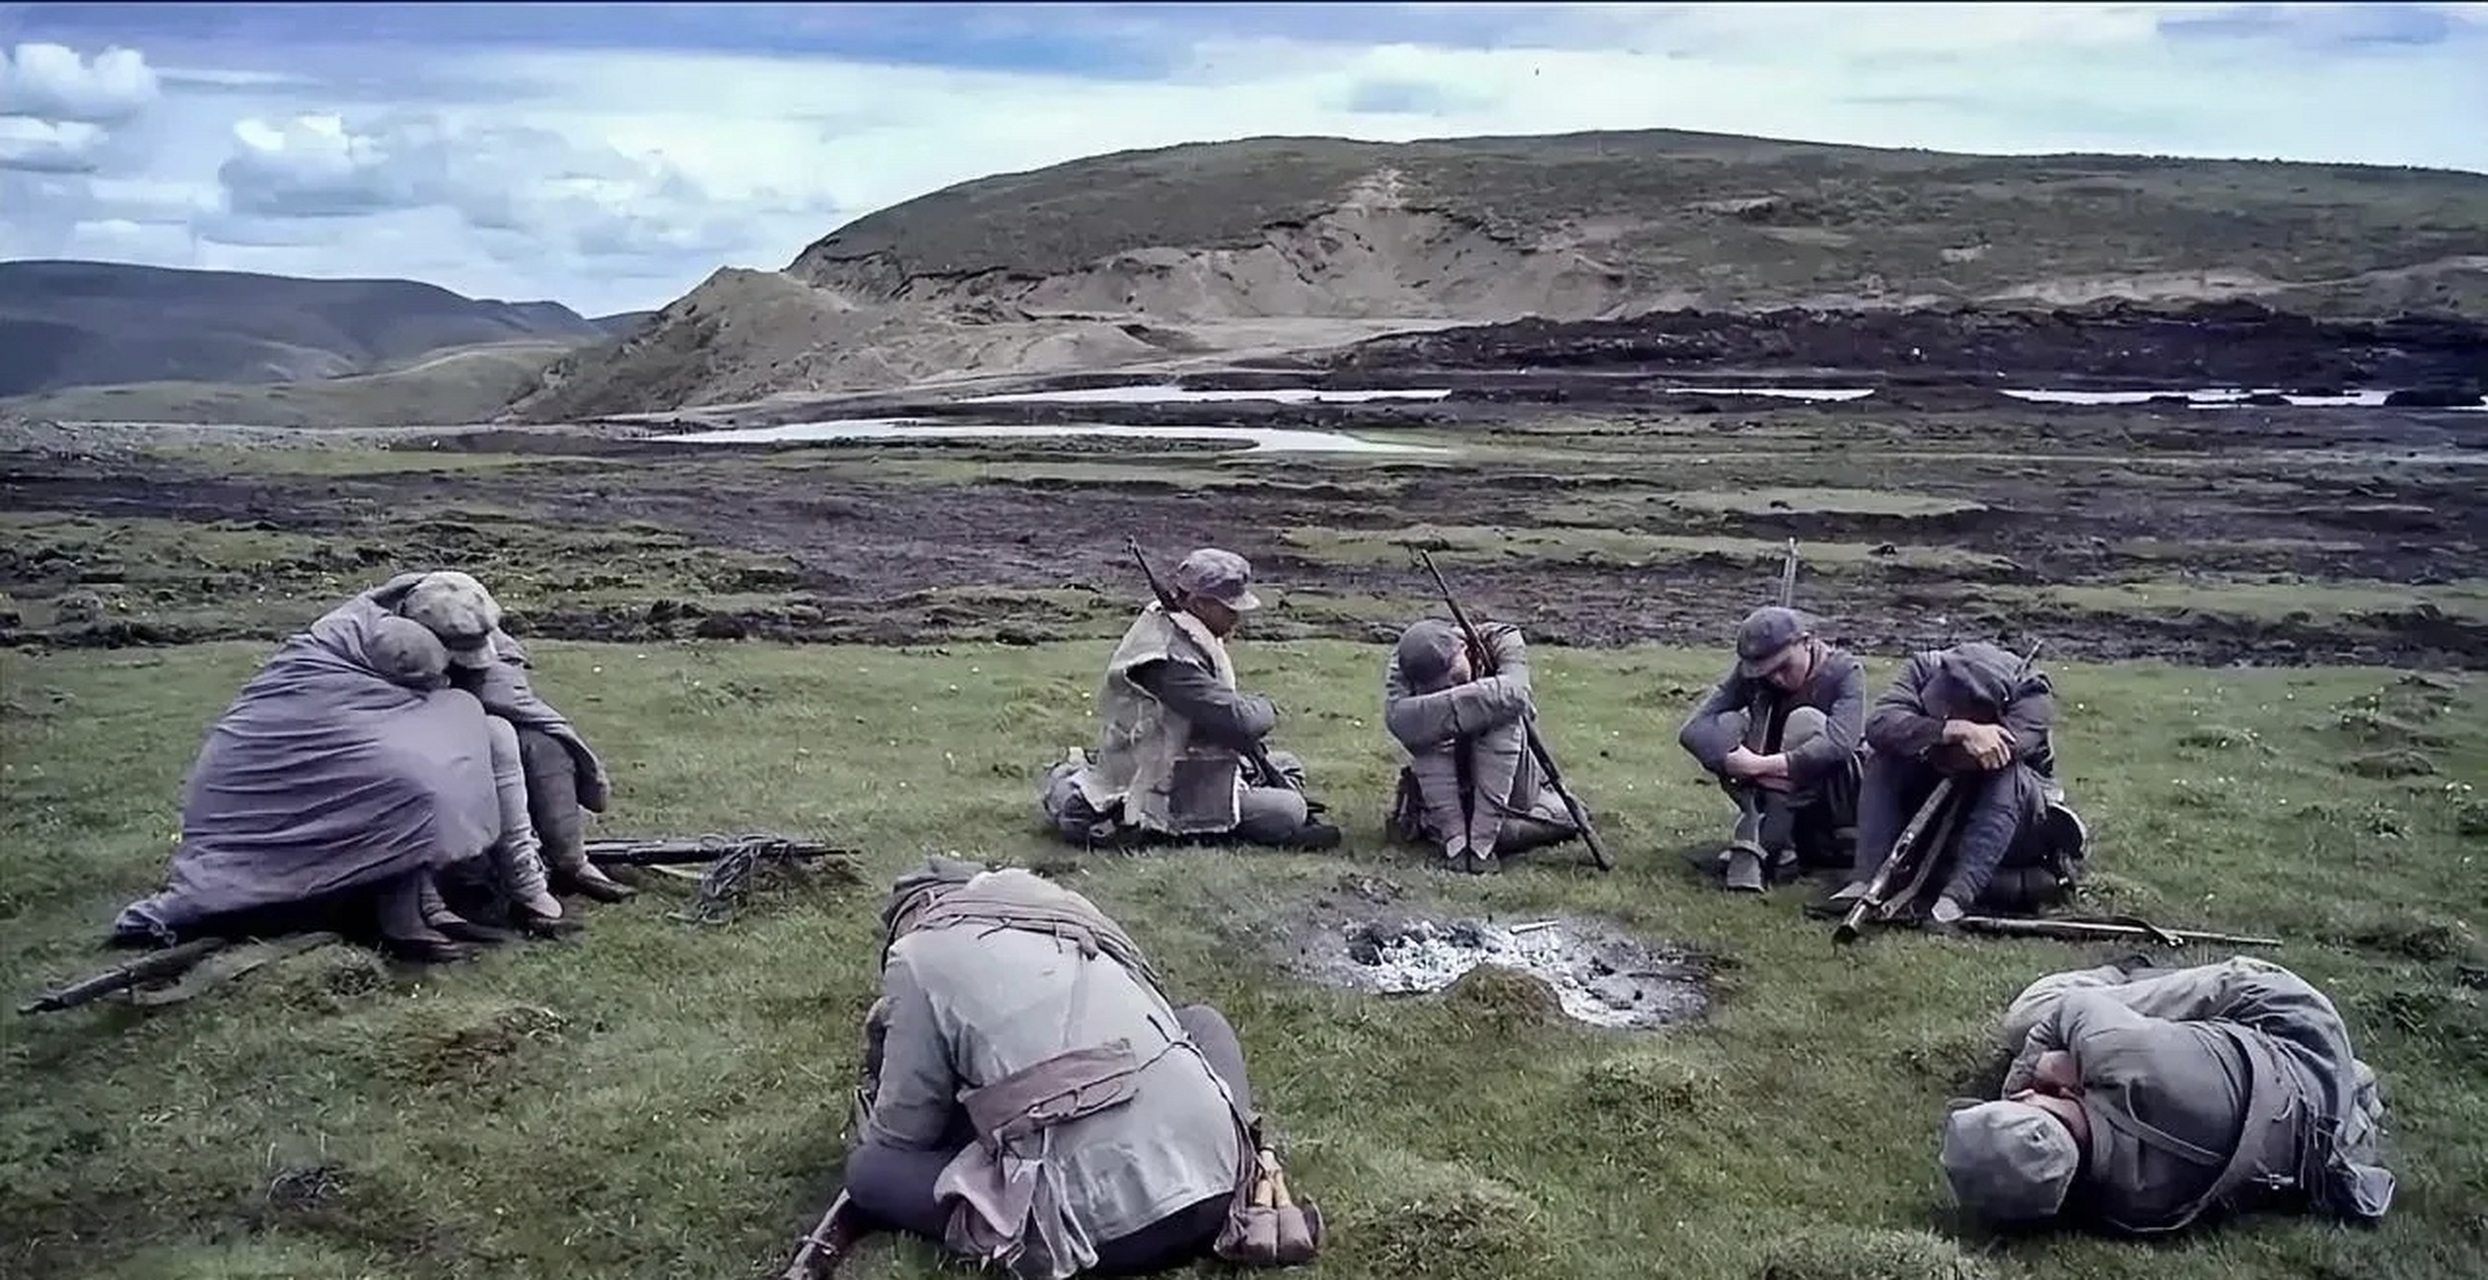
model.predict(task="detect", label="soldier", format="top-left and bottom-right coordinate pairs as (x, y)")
top-left (1942, 955), bottom-right (2394, 1234)
top-left (845, 858), bottom-right (1318, 1278)
top-left (1040, 547), bottom-right (1341, 851)
top-left (1382, 617), bottom-right (1581, 875)
top-left (1677, 606), bottom-right (1865, 891)
top-left (1821, 641), bottom-right (2080, 925)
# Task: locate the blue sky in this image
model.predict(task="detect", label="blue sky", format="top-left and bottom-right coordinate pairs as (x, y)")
top-left (3, 2), bottom-right (2484, 316)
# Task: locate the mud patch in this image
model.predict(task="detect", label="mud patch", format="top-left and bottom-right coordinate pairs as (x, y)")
top-left (1283, 899), bottom-right (1709, 1030)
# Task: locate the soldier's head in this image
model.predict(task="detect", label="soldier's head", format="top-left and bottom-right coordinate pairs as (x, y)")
top-left (399, 570), bottom-right (503, 670)
top-left (1735, 605), bottom-right (1818, 692)
top-left (1939, 1098), bottom-right (2081, 1224)
top-left (1171, 547), bottom-right (1262, 637)
top-left (1394, 618), bottom-right (1469, 692)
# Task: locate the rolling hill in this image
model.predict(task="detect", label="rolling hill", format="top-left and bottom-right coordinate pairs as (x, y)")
top-left (0, 259), bottom-right (613, 398)
top-left (500, 128), bottom-right (2488, 420)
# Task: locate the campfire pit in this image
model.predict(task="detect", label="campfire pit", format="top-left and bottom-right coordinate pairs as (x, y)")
top-left (1299, 910), bottom-right (1710, 1031)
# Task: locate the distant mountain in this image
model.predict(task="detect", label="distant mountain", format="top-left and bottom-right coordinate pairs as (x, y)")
top-left (592, 309), bottom-right (659, 335)
top-left (0, 260), bottom-right (612, 397)
top-left (502, 128), bottom-right (2488, 419)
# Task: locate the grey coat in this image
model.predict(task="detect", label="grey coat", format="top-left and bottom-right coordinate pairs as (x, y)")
top-left (865, 908), bottom-right (1243, 1266)
top-left (2001, 960), bottom-right (2393, 1232)
top-left (1677, 644), bottom-right (1867, 788)
top-left (1383, 622), bottom-right (1537, 855)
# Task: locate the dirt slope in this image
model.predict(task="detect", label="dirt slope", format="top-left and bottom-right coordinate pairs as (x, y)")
top-left (503, 129), bottom-right (2488, 420)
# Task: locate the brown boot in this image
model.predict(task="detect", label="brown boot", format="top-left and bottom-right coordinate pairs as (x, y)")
top-left (552, 857), bottom-right (636, 903)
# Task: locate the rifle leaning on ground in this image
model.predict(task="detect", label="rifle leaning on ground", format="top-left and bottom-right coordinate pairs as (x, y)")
top-left (1725, 538), bottom-right (1802, 875)
top-left (1410, 547), bottom-right (1615, 872)
top-left (585, 833), bottom-right (859, 926)
top-left (1833, 639), bottom-right (2045, 945)
top-left (781, 1190), bottom-right (870, 1280)
top-left (1123, 535), bottom-right (1303, 796)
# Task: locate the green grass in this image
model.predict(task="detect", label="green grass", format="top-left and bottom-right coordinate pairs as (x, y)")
top-left (4, 638), bottom-right (2483, 1280)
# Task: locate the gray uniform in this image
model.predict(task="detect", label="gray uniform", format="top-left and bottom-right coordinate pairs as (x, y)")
top-left (1678, 645), bottom-right (1866, 866)
top-left (1954, 957), bottom-right (2393, 1233)
top-left (1382, 621), bottom-right (1577, 862)
top-left (1851, 643), bottom-right (2062, 907)
top-left (846, 874), bottom-right (1252, 1278)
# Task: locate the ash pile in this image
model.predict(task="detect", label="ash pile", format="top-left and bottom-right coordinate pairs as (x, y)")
top-left (1328, 914), bottom-right (1708, 1031)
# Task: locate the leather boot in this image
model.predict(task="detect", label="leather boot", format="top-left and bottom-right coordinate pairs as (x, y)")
top-left (1722, 847), bottom-right (1766, 892)
top-left (377, 875), bottom-right (479, 964)
top-left (417, 875), bottom-right (516, 945)
top-left (541, 822), bottom-right (636, 903)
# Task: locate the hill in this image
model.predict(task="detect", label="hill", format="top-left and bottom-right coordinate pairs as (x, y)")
top-left (0, 339), bottom-right (575, 428)
top-left (501, 129), bottom-right (2488, 419)
top-left (0, 260), bottom-right (610, 397)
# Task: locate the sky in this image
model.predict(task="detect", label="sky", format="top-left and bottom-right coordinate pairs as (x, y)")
top-left (3, 2), bottom-right (2484, 318)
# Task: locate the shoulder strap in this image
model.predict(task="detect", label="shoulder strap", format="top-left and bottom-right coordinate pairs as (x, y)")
top-left (2094, 1025), bottom-right (2304, 1234)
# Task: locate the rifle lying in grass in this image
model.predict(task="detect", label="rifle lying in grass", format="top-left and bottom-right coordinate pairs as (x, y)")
top-left (20, 932), bottom-right (342, 1015)
top-left (586, 833), bottom-right (859, 926)
top-left (1956, 915), bottom-right (2283, 948)
top-left (1123, 535), bottom-right (1303, 797)
top-left (1834, 639), bottom-right (2045, 944)
top-left (1410, 546), bottom-right (1614, 871)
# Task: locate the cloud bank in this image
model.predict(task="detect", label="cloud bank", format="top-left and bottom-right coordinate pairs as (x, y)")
top-left (3, 2), bottom-right (2483, 315)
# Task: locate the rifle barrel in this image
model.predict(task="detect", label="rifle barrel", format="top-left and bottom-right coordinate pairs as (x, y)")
top-left (1955, 916), bottom-right (2283, 948)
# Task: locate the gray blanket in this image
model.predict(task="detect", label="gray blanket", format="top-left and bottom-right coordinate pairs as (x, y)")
top-left (114, 585), bottom-right (505, 938)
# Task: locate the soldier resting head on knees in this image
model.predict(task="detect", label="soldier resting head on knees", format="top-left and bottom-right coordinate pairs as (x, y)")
top-left (1677, 606), bottom-right (1866, 891)
top-left (1039, 547), bottom-right (1341, 852)
top-left (1381, 617), bottom-right (1583, 875)
top-left (844, 857), bottom-right (1320, 1278)
top-left (1942, 956), bottom-right (2394, 1235)
top-left (1823, 641), bottom-right (2085, 925)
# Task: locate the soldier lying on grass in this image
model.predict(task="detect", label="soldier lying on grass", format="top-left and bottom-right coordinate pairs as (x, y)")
top-left (1381, 617), bottom-right (1584, 875)
top-left (1943, 955), bottom-right (2394, 1234)
top-left (1041, 547), bottom-right (1342, 852)
top-left (112, 570), bottom-right (627, 964)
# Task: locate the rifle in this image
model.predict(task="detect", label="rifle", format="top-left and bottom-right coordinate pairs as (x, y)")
top-left (20, 936), bottom-right (234, 1014)
top-left (781, 1191), bottom-right (869, 1280)
top-left (1122, 535), bottom-right (1302, 796)
top-left (582, 834), bottom-right (857, 867)
top-left (1956, 915), bottom-right (2282, 949)
top-left (1725, 538), bottom-right (1803, 876)
top-left (1410, 547), bottom-right (1614, 871)
top-left (18, 930), bottom-right (342, 1015)
top-left (1834, 639), bottom-right (2045, 945)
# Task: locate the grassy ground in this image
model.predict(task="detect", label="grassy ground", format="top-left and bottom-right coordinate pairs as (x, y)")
top-left (1, 342), bottom-right (573, 429)
top-left (5, 638), bottom-right (2483, 1280)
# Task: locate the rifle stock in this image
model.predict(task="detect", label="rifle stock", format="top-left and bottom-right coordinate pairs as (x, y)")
top-left (1122, 536), bottom-right (1301, 795)
top-left (1410, 548), bottom-right (1613, 870)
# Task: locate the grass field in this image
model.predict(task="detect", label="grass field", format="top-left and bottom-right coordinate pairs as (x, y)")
top-left (5, 636), bottom-right (2483, 1280)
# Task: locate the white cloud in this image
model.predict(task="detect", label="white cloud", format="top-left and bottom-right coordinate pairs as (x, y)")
top-left (0, 42), bottom-right (161, 124)
top-left (3, 5), bottom-right (2483, 315)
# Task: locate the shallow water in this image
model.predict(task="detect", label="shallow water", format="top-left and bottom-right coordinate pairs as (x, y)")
top-left (671, 417), bottom-right (1450, 454)
top-left (956, 385), bottom-right (1454, 405)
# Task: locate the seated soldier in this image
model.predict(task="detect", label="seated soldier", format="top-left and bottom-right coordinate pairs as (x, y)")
top-left (845, 858), bottom-right (1316, 1279)
top-left (1039, 547), bottom-right (1341, 852)
top-left (1942, 955), bottom-right (2394, 1235)
top-left (1676, 605), bottom-right (1864, 892)
top-left (397, 571), bottom-right (634, 907)
top-left (111, 572), bottom-right (592, 962)
top-left (1382, 617), bottom-right (1581, 875)
top-left (1822, 641), bottom-right (2079, 925)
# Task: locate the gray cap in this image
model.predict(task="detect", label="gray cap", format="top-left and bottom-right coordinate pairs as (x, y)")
top-left (1735, 605), bottom-right (1809, 677)
top-left (399, 570), bottom-right (503, 669)
top-left (1172, 547), bottom-right (1262, 611)
top-left (1395, 618), bottom-right (1464, 691)
top-left (366, 615), bottom-right (450, 687)
top-left (1939, 1099), bottom-right (2081, 1222)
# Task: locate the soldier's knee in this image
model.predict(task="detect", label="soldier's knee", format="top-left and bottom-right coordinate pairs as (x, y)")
top-left (515, 724), bottom-right (566, 770)
top-left (1782, 706), bottom-right (1827, 747)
